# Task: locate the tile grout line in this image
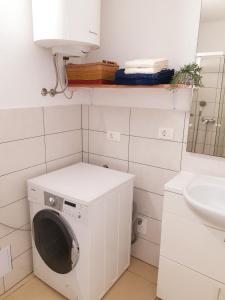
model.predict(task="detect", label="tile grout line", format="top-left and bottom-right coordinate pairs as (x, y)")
top-left (179, 112), bottom-right (187, 171)
top-left (47, 151), bottom-right (82, 164)
top-left (86, 128), bottom-right (183, 144)
top-left (0, 152), bottom-right (82, 179)
top-left (42, 107), bottom-right (47, 174)
top-left (12, 247), bottom-right (32, 262)
top-left (81, 105), bottom-right (84, 162)
top-left (0, 197), bottom-right (28, 210)
top-left (127, 108), bottom-right (132, 173)
top-left (127, 269), bottom-right (158, 285)
top-left (87, 105), bottom-right (90, 164)
top-left (0, 163), bottom-right (46, 179)
top-left (0, 222), bottom-right (30, 240)
top-left (0, 128), bottom-right (81, 146)
top-left (86, 151), bottom-right (179, 173)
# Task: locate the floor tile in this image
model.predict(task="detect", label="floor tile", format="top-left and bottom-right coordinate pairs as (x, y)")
top-left (2, 277), bottom-right (66, 300)
top-left (1, 258), bottom-right (158, 300)
top-left (103, 271), bottom-right (156, 300)
top-left (128, 257), bottom-right (158, 284)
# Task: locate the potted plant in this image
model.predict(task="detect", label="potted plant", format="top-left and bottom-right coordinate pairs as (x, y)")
top-left (171, 63), bottom-right (203, 87)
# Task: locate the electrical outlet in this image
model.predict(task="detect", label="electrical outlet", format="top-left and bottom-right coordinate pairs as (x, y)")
top-left (106, 131), bottom-right (121, 142)
top-left (0, 246), bottom-right (12, 277)
top-left (136, 216), bottom-right (148, 235)
top-left (158, 128), bottom-right (174, 140)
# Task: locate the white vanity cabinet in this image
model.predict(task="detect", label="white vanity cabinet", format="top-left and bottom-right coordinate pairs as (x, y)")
top-left (157, 173), bottom-right (225, 300)
top-left (158, 256), bottom-right (224, 300)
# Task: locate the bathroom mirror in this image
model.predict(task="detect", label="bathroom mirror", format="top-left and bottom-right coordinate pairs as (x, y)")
top-left (187, 0), bottom-right (225, 157)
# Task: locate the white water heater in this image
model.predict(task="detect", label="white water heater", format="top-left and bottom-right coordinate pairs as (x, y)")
top-left (32, 0), bottom-right (101, 56)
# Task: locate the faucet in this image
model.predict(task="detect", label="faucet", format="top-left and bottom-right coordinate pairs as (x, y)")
top-left (201, 117), bottom-right (216, 125)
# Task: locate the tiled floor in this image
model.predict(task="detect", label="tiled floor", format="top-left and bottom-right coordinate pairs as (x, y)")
top-left (1, 258), bottom-right (158, 300)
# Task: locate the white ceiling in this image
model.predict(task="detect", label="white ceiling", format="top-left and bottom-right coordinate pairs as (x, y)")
top-left (201, 0), bottom-right (225, 22)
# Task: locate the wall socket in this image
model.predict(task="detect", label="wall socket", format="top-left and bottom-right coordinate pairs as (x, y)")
top-left (0, 246), bottom-right (12, 277)
top-left (136, 216), bottom-right (148, 235)
top-left (106, 131), bottom-right (121, 142)
top-left (158, 128), bottom-right (174, 140)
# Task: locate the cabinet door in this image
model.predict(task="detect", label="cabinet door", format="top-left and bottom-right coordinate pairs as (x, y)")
top-left (160, 211), bottom-right (225, 284)
top-left (157, 256), bottom-right (221, 300)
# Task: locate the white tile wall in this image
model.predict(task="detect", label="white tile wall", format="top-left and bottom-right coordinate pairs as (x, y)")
top-left (45, 130), bottom-right (82, 162)
top-left (131, 237), bottom-right (160, 266)
top-left (0, 199), bottom-right (30, 232)
top-left (135, 214), bottom-right (162, 245)
top-left (133, 188), bottom-right (163, 221)
top-left (44, 105), bottom-right (81, 134)
top-left (46, 153), bottom-right (82, 173)
top-left (82, 105), bottom-right (185, 266)
top-left (129, 137), bottom-right (182, 171)
top-left (130, 108), bottom-right (185, 142)
top-left (0, 224), bottom-right (31, 259)
top-left (0, 108), bottom-right (44, 143)
top-left (130, 163), bottom-right (177, 195)
top-left (88, 105), bottom-right (130, 134)
top-left (88, 130), bottom-right (129, 160)
top-left (0, 105), bottom-right (82, 295)
top-left (0, 137), bottom-right (45, 176)
top-left (0, 165), bottom-right (46, 208)
top-left (88, 153), bottom-right (129, 172)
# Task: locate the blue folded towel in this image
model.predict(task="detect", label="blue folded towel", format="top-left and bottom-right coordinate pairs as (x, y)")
top-left (115, 69), bottom-right (174, 85)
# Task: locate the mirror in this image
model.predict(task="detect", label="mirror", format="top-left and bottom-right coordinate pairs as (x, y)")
top-left (187, 0), bottom-right (225, 157)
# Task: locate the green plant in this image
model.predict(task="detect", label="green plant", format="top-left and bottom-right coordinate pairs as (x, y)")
top-left (171, 63), bottom-right (203, 87)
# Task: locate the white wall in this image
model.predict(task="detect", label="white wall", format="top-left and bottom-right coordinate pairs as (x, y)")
top-left (198, 20), bottom-right (225, 52)
top-left (0, 0), bottom-right (87, 108)
top-left (88, 0), bottom-right (201, 68)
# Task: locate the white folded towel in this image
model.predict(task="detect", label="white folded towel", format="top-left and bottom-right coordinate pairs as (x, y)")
top-left (125, 58), bottom-right (168, 68)
top-left (125, 67), bottom-right (165, 75)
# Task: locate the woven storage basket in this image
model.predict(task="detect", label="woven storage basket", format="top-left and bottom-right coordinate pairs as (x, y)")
top-left (66, 62), bottom-right (119, 85)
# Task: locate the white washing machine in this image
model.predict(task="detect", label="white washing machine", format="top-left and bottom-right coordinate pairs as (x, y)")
top-left (28, 163), bottom-right (134, 300)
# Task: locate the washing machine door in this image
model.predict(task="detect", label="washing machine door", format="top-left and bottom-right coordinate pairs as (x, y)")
top-left (33, 209), bottom-right (79, 274)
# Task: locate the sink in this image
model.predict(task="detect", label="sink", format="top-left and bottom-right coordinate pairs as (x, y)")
top-left (184, 175), bottom-right (225, 230)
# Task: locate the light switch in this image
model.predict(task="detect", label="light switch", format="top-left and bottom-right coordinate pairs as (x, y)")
top-left (158, 128), bottom-right (174, 140)
top-left (106, 131), bottom-right (121, 142)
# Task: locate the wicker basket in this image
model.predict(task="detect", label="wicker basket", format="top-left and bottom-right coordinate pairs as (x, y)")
top-left (66, 61), bottom-right (119, 85)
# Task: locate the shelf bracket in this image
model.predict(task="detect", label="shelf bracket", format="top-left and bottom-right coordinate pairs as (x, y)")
top-left (169, 88), bottom-right (178, 111)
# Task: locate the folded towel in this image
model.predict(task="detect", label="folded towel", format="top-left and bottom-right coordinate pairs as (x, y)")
top-left (125, 58), bottom-right (168, 68)
top-left (125, 67), bottom-right (166, 75)
top-left (115, 69), bottom-right (174, 85)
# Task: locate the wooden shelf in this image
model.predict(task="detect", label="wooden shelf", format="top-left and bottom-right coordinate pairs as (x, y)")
top-left (69, 84), bottom-right (191, 89)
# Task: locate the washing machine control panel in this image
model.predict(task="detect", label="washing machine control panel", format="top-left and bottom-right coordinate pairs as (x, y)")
top-left (63, 200), bottom-right (88, 224)
top-left (44, 192), bottom-right (64, 211)
top-left (44, 192), bottom-right (87, 223)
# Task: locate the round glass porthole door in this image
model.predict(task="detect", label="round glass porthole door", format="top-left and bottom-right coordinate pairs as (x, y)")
top-left (33, 209), bottom-right (79, 274)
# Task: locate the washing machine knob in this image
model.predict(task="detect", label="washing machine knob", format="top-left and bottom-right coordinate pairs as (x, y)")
top-left (48, 197), bottom-right (56, 206)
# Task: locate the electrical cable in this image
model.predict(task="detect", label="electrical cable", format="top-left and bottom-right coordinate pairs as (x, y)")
top-left (131, 217), bottom-right (142, 244)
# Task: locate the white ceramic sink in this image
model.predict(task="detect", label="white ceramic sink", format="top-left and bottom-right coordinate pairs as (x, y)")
top-left (184, 175), bottom-right (225, 229)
